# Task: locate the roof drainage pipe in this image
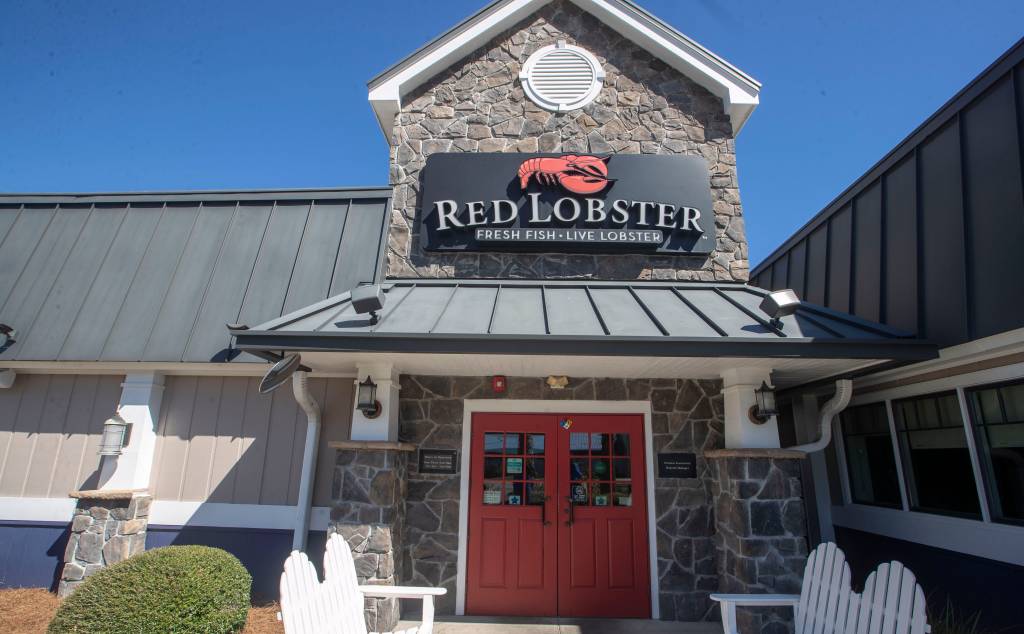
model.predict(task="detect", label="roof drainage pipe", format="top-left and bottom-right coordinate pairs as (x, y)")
top-left (291, 370), bottom-right (321, 552)
top-left (789, 379), bottom-right (853, 453)
top-left (0, 369), bottom-right (15, 389)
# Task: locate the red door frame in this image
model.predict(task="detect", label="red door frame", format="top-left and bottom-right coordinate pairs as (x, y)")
top-left (465, 412), bottom-right (651, 618)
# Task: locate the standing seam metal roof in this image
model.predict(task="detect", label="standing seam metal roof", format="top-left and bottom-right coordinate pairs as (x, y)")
top-left (0, 188), bottom-right (391, 363)
top-left (230, 279), bottom-right (936, 360)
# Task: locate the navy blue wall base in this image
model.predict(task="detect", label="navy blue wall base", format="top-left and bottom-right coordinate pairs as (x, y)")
top-left (0, 521), bottom-right (69, 591)
top-left (146, 526), bottom-right (327, 603)
top-left (835, 527), bottom-right (1024, 632)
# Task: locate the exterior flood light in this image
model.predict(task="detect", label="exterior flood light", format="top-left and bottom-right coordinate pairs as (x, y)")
top-left (98, 413), bottom-right (130, 456)
top-left (0, 324), bottom-right (15, 351)
top-left (351, 285), bottom-right (385, 325)
top-left (259, 353), bottom-right (302, 395)
top-left (758, 289), bottom-right (800, 329)
top-left (749, 381), bottom-right (778, 425)
top-left (356, 376), bottom-right (381, 418)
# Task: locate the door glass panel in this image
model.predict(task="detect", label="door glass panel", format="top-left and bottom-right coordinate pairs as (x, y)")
top-left (504, 433), bottom-right (523, 454)
top-left (483, 457), bottom-right (502, 478)
top-left (613, 458), bottom-right (630, 480)
top-left (591, 433), bottom-right (610, 455)
top-left (526, 458), bottom-right (545, 479)
top-left (527, 434), bottom-right (546, 454)
top-left (591, 482), bottom-right (610, 506)
top-left (507, 482), bottom-right (523, 505)
top-left (526, 482), bottom-right (546, 505)
top-left (484, 433), bottom-right (504, 453)
top-left (570, 458), bottom-right (589, 480)
top-left (592, 458), bottom-right (610, 480)
top-left (613, 433), bottom-right (630, 456)
top-left (483, 481), bottom-right (503, 505)
top-left (570, 432), bottom-right (589, 455)
top-left (614, 483), bottom-right (633, 507)
top-left (570, 482), bottom-right (589, 505)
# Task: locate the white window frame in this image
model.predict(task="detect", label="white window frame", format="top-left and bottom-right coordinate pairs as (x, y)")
top-left (832, 361), bottom-right (1024, 566)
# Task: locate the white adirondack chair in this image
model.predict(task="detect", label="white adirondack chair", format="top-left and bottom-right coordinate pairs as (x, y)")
top-left (710, 542), bottom-right (930, 634)
top-left (279, 533), bottom-right (447, 634)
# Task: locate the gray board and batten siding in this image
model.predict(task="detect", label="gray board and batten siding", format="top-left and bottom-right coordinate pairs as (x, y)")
top-left (0, 188), bottom-right (391, 363)
top-left (751, 38), bottom-right (1024, 349)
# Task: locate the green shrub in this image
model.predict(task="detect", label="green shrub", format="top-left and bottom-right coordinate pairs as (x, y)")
top-left (49, 545), bottom-right (251, 634)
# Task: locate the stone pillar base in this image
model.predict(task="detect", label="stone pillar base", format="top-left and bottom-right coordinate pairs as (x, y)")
top-left (58, 490), bottom-right (151, 597)
top-left (330, 444), bottom-right (410, 632)
top-left (707, 449), bottom-right (809, 634)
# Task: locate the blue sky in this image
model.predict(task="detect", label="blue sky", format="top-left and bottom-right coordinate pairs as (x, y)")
top-left (1, 1), bottom-right (1021, 264)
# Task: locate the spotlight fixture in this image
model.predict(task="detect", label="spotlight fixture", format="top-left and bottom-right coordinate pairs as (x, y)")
top-left (351, 285), bottom-right (385, 325)
top-left (98, 413), bottom-right (131, 456)
top-left (758, 289), bottom-right (800, 329)
top-left (356, 376), bottom-right (382, 418)
top-left (748, 381), bottom-right (778, 425)
top-left (259, 353), bottom-right (302, 395)
top-left (0, 324), bottom-right (16, 350)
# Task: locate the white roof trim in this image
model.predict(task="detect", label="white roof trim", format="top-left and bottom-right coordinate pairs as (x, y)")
top-left (367, 0), bottom-right (760, 142)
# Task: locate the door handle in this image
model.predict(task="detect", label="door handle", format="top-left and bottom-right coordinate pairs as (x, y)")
top-left (541, 495), bottom-right (551, 526)
top-left (564, 495), bottom-right (575, 526)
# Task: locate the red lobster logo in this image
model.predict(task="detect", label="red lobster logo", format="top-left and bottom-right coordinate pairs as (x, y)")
top-left (517, 155), bottom-right (613, 195)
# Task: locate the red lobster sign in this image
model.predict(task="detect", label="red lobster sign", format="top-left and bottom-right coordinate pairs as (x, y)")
top-left (517, 155), bottom-right (612, 195)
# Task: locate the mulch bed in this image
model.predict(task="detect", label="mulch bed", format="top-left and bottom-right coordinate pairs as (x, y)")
top-left (0, 588), bottom-right (284, 634)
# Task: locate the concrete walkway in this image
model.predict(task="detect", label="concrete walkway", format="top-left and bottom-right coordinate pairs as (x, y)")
top-left (397, 616), bottom-right (721, 633)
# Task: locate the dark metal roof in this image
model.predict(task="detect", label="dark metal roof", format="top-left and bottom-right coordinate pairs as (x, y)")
top-left (0, 188), bottom-right (391, 363)
top-left (750, 37), bottom-right (1024, 348)
top-left (230, 280), bottom-right (936, 360)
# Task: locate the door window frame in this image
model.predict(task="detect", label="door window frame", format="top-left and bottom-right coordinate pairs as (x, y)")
top-left (455, 399), bottom-right (658, 619)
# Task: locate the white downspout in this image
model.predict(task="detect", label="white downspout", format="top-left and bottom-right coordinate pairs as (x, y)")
top-left (291, 371), bottom-right (321, 552)
top-left (790, 379), bottom-right (853, 453)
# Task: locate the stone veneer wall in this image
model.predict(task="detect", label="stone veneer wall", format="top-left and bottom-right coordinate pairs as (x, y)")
top-left (387, 0), bottom-right (747, 282)
top-left (58, 491), bottom-right (151, 597)
top-left (708, 451), bottom-right (809, 634)
top-left (397, 375), bottom-right (725, 620)
top-left (330, 447), bottom-right (409, 632)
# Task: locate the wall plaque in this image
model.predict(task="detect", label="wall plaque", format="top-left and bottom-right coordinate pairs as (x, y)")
top-left (420, 153), bottom-right (714, 255)
top-left (418, 449), bottom-right (458, 475)
top-left (657, 452), bottom-right (697, 478)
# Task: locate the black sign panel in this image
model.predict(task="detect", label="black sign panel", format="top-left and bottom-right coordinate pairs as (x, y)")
top-left (420, 153), bottom-right (714, 255)
top-left (418, 449), bottom-right (458, 475)
top-left (657, 453), bottom-right (697, 478)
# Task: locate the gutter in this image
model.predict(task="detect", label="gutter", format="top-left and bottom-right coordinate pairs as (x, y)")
top-left (290, 371), bottom-right (321, 551)
top-left (789, 379), bottom-right (853, 453)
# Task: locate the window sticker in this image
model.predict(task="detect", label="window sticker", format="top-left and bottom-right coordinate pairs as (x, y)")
top-left (506, 457), bottom-right (523, 475)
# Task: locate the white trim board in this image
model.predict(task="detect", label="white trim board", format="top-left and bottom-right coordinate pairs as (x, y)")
top-left (831, 504), bottom-right (1024, 566)
top-left (149, 501), bottom-right (332, 532)
top-left (0, 497), bottom-right (77, 522)
top-left (454, 399), bottom-right (659, 619)
top-left (0, 360), bottom-right (356, 378)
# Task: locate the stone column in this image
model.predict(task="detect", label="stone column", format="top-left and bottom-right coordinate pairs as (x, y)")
top-left (707, 449), bottom-right (808, 634)
top-left (329, 442), bottom-right (411, 632)
top-left (58, 490), bottom-right (152, 597)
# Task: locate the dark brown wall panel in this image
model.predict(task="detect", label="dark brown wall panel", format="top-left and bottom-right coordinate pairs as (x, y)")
top-left (827, 204), bottom-right (853, 312)
top-left (788, 240), bottom-right (808, 299)
top-left (806, 225), bottom-right (829, 306)
top-left (962, 76), bottom-right (1024, 339)
top-left (771, 252), bottom-right (789, 291)
top-left (853, 182), bottom-right (883, 322)
top-left (883, 156), bottom-right (918, 333)
top-left (918, 121), bottom-right (968, 346)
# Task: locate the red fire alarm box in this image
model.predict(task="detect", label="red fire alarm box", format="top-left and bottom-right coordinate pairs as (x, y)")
top-left (492, 375), bottom-right (507, 393)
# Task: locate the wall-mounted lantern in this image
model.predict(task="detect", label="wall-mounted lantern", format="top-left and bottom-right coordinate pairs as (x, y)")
top-left (98, 413), bottom-right (131, 456)
top-left (356, 376), bottom-right (381, 418)
top-left (748, 381), bottom-right (778, 425)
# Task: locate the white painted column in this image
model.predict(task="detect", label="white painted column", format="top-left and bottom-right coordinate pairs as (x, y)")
top-left (98, 373), bottom-right (165, 490)
top-left (350, 364), bottom-right (401, 442)
top-left (720, 367), bottom-right (780, 449)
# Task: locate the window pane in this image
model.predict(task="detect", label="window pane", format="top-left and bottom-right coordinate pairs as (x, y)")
top-left (483, 457), bottom-right (502, 479)
top-left (525, 458), bottom-right (544, 479)
top-left (570, 482), bottom-right (588, 505)
top-left (613, 458), bottom-right (631, 480)
top-left (894, 393), bottom-right (981, 517)
top-left (591, 482), bottom-right (610, 507)
top-left (527, 434), bottom-right (545, 455)
top-left (592, 459), bottom-right (610, 480)
top-left (569, 458), bottom-right (588, 481)
top-left (569, 432), bottom-right (589, 455)
top-left (590, 433), bottom-right (610, 455)
top-left (840, 403), bottom-right (901, 508)
top-left (504, 433), bottom-right (522, 455)
top-left (484, 433), bottom-right (503, 453)
top-left (613, 433), bottom-right (631, 456)
top-left (506, 482), bottom-right (523, 505)
top-left (969, 381), bottom-right (1024, 524)
top-left (483, 482), bottom-right (503, 505)
top-left (614, 484), bottom-right (632, 507)
top-left (526, 482), bottom-right (546, 505)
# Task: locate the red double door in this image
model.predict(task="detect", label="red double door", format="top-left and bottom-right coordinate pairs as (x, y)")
top-left (466, 413), bottom-right (651, 618)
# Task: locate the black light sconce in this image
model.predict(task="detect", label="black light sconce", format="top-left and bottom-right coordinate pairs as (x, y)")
top-left (357, 376), bottom-right (382, 418)
top-left (748, 381), bottom-right (778, 425)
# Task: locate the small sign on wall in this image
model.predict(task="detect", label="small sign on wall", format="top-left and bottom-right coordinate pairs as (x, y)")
top-left (418, 449), bottom-right (459, 475)
top-left (657, 453), bottom-right (697, 478)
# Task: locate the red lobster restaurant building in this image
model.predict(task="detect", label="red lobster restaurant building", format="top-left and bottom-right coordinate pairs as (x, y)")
top-left (1, 1), bottom-right (1022, 631)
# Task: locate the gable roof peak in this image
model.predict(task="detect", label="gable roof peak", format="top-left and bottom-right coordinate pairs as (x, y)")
top-left (367, 0), bottom-right (760, 142)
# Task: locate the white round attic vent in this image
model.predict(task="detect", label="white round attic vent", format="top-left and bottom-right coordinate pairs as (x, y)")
top-left (520, 41), bottom-right (605, 112)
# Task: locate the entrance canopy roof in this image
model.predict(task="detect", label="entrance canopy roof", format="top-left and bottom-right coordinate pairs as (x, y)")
top-left (229, 279), bottom-right (935, 387)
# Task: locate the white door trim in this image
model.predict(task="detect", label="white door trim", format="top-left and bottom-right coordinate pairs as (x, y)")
top-left (454, 399), bottom-right (659, 619)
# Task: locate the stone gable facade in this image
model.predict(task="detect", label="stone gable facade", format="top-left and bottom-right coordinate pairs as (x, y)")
top-left (386, 0), bottom-right (748, 281)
